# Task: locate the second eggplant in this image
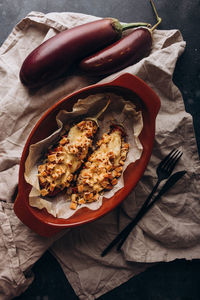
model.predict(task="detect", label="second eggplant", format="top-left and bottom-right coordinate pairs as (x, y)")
top-left (80, 0), bottom-right (162, 76)
top-left (79, 27), bottom-right (152, 76)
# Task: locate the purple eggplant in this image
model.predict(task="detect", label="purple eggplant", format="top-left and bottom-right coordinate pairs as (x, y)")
top-left (80, 0), bottom-right (162, 76)
top-left (79, 27), bottom-right (152, 76)
top-left (20, 18), bottom-right (149, 88)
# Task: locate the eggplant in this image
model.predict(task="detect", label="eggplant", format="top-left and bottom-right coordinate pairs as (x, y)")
top-left (20, 18), bottom-right (149, 88)
top-left (79, 27), bottom-right (152, 76)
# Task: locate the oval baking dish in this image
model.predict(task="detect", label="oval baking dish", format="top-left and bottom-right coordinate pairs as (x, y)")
top-left (14, 73), bottom-right (160, 237)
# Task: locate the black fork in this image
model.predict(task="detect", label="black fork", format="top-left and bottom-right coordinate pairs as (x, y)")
top-left (101, 149), bottom-right (183, 256)
top-left (144, 149), bottom-right (183, 208)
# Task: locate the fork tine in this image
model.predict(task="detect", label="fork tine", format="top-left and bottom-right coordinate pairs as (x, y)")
top-left (165, 151), bottom-right (183, 172)
top-left (159, 149), bottom-right (176, 168)
top-left (162, 149), bottom-right (179, 169)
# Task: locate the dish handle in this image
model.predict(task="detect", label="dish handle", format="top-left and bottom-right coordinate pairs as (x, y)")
top-left (105, 73), bottom-right (161, 119)
top-left (14, 194), bottom-right (62, 237)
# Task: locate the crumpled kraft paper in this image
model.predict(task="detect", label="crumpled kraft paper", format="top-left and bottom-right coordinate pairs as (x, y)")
top-left (0, 10), bottom-right (200, 300)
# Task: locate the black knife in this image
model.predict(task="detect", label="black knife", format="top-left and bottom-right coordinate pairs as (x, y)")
top-left (101, 170), bottom-right (186, 257)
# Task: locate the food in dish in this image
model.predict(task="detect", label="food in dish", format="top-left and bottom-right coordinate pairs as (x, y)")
top-left (33, 93), bottom-right (144, 217)
top-left (38, 120), bottom-right (98, 197)
top-left (69, 125), bottom-right (129, 209)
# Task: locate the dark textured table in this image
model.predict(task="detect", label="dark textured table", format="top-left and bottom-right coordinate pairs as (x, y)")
top-left (1, 0), bottom-right (200, 299)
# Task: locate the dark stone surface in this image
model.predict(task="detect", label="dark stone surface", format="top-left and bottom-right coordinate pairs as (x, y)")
top-left (14, 251), bottom-right (200, 300)
top-left (1, 0), bottom-right (200, 299)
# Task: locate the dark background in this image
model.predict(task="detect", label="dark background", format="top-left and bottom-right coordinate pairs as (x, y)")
top-left (1, 0), bottom-right (200, 299)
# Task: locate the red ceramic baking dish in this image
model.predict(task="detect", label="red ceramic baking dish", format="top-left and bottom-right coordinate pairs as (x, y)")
top-left (14, 73), bottom-right (160, 237)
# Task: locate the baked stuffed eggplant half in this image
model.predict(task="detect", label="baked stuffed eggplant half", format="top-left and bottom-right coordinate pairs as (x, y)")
top-left (38, 120), bottom-right (98, 197)
top-left (69, 125), bottom-right (129, 209)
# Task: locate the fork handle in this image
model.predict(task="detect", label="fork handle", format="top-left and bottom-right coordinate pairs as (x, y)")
top-left (117, 171), bottom-right (186, 251)
top-left (116, 180), bottom-right (161, 251)
top-left (137, 179), bottom-right (160, 212)
top-left (101, 179), bottom-right (160, 257)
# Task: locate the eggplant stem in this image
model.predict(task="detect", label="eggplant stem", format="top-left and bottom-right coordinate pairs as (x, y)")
top-left (94, 98), bottom-right (111, 120)
top-left (149, 0), bottom-right (162, 32)
top-left (122, 22), bottom-right (151, 31)
top-left (86, 98), bottom-right (111, 127)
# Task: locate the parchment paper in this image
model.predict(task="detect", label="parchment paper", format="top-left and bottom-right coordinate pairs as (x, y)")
top-left (25, 93), bottom-right (143, 218)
